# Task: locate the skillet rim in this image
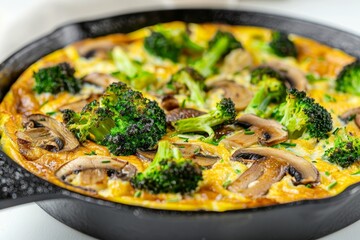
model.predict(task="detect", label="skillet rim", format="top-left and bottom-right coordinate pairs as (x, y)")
top-left (1, 7), bottom-right (360, 215)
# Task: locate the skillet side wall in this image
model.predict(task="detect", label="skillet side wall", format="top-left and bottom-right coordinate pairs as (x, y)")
top-left (2, 9), bottom-right (360, 240)
top-left (37, 190), bottom-right (360, 240)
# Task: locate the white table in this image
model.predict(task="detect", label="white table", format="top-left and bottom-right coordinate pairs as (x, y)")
top-left (1, 0), bottom-right (359, 239)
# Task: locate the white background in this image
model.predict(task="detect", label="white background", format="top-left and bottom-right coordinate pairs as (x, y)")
top-left (1, 0), bottom-right (360, 239)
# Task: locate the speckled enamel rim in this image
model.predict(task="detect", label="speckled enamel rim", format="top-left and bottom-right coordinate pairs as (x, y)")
top-left (1, 8), bottom-right (360, 215)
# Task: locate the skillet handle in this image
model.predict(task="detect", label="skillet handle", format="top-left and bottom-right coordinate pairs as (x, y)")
top-left (0, 152), bottom-right (65, 210)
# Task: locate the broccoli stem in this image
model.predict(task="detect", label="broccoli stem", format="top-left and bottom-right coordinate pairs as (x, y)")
top-left (192, 37), bottom-right (228, 77)
top-left (88, 118), bottom-right (116, 142)
top-left (174, 109), bottom-right (226, 139)
top-left (177, 70), bottom-right (205, 108)
top-left (112, 46), bottom-right (138, 78)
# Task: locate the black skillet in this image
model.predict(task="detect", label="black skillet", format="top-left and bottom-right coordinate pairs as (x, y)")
top-left (1, 9), bottom-right (360, 240)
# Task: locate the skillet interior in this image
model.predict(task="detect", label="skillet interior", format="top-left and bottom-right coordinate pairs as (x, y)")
top-left (1, 8), bottom-right (360, 240)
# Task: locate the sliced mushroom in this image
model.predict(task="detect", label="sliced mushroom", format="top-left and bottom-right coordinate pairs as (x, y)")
top-left (16, 128), bottom-right (64, 152)
top-left (161, 95), bottom-right (179, 111)
top-left (59, 94), bottom-right (100, 112)
top-left (221, 48), bottom-right (253, 74)
top-left (231, 147), bottom-right (319, 185)
top-left (82, 73), bottom-right (119, 90)
top-left (75, 39), bottom-right (115, 59)
top-left (166, 108), bottom-right (205, 124)
top-left (222, 114), bottom-right (288, 149)
top-left (16, 114), bottom-right (79, 160)
top-left (56, 156), bottom-right (137, 192)
top-left (136, 143), bottom-right (219, 168)
top-left (339, 107), bottom-right (360, 129)
top-left (208, 80), bottom-right (253, 111)
top-left (228, 157), bottom-right (288, 198)
top-left (264, 60), bottom-right (308, 91)
top-left (356, 114), bottom-right (360, 129)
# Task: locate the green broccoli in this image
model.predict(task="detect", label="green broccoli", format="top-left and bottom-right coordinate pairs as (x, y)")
top-left (111, 46), bottom-right (156, 90)
top-left (245, 68), bottom-right (287, 117)
top-left (168, 67), bottom-right (206, 108)
top-left (173, 98), bottom-right (236, 141)
top-left (269, 31), bottom-right (297, 58)
top-left (33, 62), bottom-right (81, 94)
top-left (250, 66), bottom-right (285, 84)
top-left (144, 26), bottom-right (202, 62)
top-left (335, 60), bottom-right (360, 96)
top-left (62, 82), bottom-right (166, 155)
top-left (130, 140), bottom-right (203, 194)
top-left (323, 129), bottom-right (360, 168)
top-left (191, 31), bottom-right (242, 77)
top-left (274, 89), bottom-right (333, 139)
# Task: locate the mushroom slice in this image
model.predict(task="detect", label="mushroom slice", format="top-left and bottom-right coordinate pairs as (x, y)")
top-left (339, 107), bottom-right (360, 120)
top-left (136, 143), bottom-right (219, 168)
top-left (228, 157), bottom-right (288, 198)
top-left (221, 48), bottom-right (254, 74)
top-left (56, 156), bottom-right (137, 192)
top-left (75, 39), bottom-right (115, 59)
top-left (208, 80), bottom-right (253, 111)
top-left (231, 147), bottom-right (319, 185)
top-left (356, 114), bottom-right (360, 129)
top-left (265, 60), bottom-right (308, 91)
top-left (222, 114), bottom-right (288, 149)
top-left (25, 114), bottom-right (79, 152)
top-left (166, 108), bottom-right (205, 124)
top-left (59, 94), bottom-right (100, 112)
top-left (16, 128), bottom-right (64, 152)
top-left (82, 73), bottom-right (119, 90)
top-left (339, 107), bottom-right (360, 129)
top-left (16, 114), bottom-right (79, 160)
top-left (161, 95), bottom-right (180, 111)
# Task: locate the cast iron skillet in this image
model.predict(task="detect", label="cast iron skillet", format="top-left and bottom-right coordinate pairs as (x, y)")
top-left (1, 8), bottom-right (360, 240)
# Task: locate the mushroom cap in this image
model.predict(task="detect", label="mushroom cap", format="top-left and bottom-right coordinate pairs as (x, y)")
top-left (208, 80), bottom-right (253, 111)
top-left (222, 114), bottom-right (288, 148)
top-left (231, 147), bottom-right (319, 185)
top-left (356, 114), bottom-right (360, 129)
top-left (136, 143), bottom-right (219, 168)
top-left (16, 114), bottom-right (79, 160)
top-left (26, 114), bottom-right (79, 152)
top-left (75, 39), bottom-right (115, 59)
top-left (56, 156), bottom-right (137, 191)
top-left (59, 94), bottom-right (100, 112)
top-left (161, 95), bottom-right (180, 111)
top-left (166, 108), bottom-right (205, 124)
top-left (82, 73), bottom-right (119, 90)
top-left (265, 60), bottom-right (308, 91)
top-left (221, 48), bottom-right (254, 74)
top-left (228, 157), bottom-right (288, 198)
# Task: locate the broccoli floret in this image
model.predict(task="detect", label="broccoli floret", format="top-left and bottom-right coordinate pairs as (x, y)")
top-left (250, 66), bottom-right (285, 84)
top-left (130, 140), bottom-right (203, 194)
top-left (173, 98), bottom-right (236, 141)
top-left (33, 62), bottom-right (81, 94)
top-left (169, 67), bottom-right (206, 108)
top-left (63, 82), bottom-right (166, 155)
top-left (269, 31), bottom-right (297, 58)
top-left (111, 46), bottom-right (156, 90)
top-left (144, 31), bottom-right (181, 62)
top-left (144, 26), bottom-right (202, 62)
top-left (275, 89), bottom-right (333, 139)
top-left (245, 76), bottom-right (286, 118)
top-left (323, 129), bottom-right (360, 168)
top-left (335, 60), bottom-right (360, 96)
top-left (191, 31), bottom-right (242, 77)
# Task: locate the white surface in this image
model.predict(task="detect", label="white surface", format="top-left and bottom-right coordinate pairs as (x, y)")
top-left (1, 0), bottom-right (360, 239)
